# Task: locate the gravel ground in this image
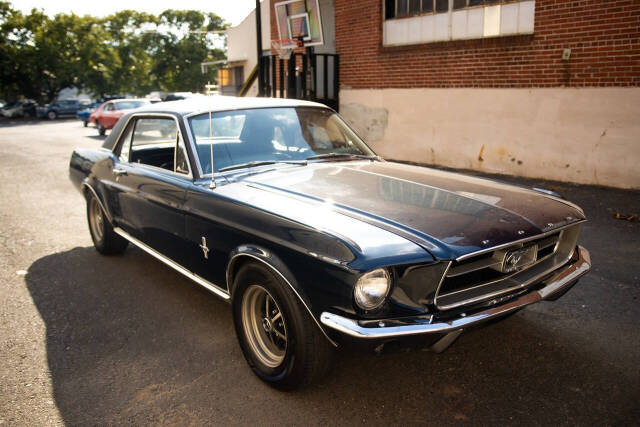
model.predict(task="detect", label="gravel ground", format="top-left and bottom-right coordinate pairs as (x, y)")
top-left (0, 118), bottom-right (638, 425)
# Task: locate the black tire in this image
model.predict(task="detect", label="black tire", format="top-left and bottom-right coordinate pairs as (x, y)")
top-left (47, 110), bottom-right (57, 120)
top-left (83, 120), bottom-right (88, 127)
top-left (97, 122), bottom-right (106, 136)
top-left (232, 263), bottom-right (333, 390)
top-left (86, 192), bottom-right (128, 255)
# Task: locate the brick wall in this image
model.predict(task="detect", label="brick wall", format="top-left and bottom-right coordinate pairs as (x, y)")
top-left (334, 0), bottom-right (640, 88)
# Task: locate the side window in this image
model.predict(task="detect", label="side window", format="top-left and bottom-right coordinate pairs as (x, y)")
top-left (129, 117), bottom-right (189, 175)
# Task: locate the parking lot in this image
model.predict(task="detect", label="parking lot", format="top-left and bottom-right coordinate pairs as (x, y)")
top-left (0, 118), bottom-right (638, 425)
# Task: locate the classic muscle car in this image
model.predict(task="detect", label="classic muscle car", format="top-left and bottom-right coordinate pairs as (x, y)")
top-left (89, 99), bottom-right (150, 135)
top-left (69, 97), bottom-right (591, 389)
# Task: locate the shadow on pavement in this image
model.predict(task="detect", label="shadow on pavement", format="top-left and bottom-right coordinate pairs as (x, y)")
top-left (83, 134), bottom-right (106, 141)
top-left (25, 244), bottom-right (638, 424)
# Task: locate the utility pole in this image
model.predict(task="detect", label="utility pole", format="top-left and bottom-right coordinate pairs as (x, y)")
top-left (255, 0), bottom-right (264, 97)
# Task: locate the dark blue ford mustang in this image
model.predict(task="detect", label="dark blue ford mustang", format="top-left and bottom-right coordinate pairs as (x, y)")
top-left (69, 97), bottom-right (591, 389)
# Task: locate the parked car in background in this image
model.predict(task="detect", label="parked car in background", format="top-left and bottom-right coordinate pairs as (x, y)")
top-left (38, 99), bottom-right (91, 120)
top-left (90, 99), bottom-right (150, 135)
top-left (1, 99), bottom-right (38, 118)
top-left (76, 103), bottom-right (101, 127)
top-left (163, 92), bottom-right (199, 102)
top-left (69, 97), bottom-right (591, 389)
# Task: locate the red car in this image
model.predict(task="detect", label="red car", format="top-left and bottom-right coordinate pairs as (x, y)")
top-left (90, 99), bottom-right (150, 135)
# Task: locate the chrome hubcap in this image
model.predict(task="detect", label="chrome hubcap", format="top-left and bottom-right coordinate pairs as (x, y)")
top-left (89, 198), bottom-right (104, 242)
top-left (241, 285), bottom-right (287, 368)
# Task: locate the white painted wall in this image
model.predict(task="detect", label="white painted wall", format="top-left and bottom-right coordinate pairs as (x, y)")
top-left (340, 88), bottom-right (640, 189)
top-left (226, 0), bottom-right (271, 84)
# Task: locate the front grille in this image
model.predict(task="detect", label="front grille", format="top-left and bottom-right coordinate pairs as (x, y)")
top-left (434, 224), bottom-right (582, 310)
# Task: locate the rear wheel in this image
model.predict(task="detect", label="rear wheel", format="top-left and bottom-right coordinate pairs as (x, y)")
top-left (47, 110), bottom-right (57, 120)
top-left (86, 193), bottom-right (128, 255)
top-left (232, 263), bottom-right (333, 390)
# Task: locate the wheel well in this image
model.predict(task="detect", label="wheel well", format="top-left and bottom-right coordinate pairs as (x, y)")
top-left (226, 252), bottom-right (338, 347)
top-left (226, 256), bottom-right (256, 296)
top-left (81, 183), bottom-right (113, 224)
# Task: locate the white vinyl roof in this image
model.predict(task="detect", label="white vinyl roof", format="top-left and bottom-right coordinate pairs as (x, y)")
top-left (141, 96), bottom-right (329, 116)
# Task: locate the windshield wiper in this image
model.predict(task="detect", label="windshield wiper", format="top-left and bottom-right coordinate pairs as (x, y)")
top-left (305, 153), bottom-right (380, 161)
top-left (218, 160), bottom-right (307, 173)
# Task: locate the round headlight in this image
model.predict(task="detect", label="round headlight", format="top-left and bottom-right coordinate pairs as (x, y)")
top-left (354, 268), bottom-right (391, 310)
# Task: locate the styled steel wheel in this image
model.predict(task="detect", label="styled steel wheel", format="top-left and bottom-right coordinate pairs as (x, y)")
top-left (85, 193), bottom-right (128, 255)
top-left (47, 110), bottom-right (57, 120)
top-left (232, 263), bottom-right (334, 390)
top-left (88, 197), bottom-right (105, 243)
top-left (241, 285), bottom-right (288, 368)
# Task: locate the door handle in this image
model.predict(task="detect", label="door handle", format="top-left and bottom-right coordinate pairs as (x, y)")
top-left (113, 167), bottom-right (127, 176)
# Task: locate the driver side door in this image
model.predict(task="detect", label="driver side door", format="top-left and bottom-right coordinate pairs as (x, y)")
top-left (107, 114), bottom-right (192, 265)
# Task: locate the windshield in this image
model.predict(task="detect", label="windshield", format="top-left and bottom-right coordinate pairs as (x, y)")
top-left (189, 107), bottom-right (375, 174)
top-left (115, 100), bottom-right (148, 110)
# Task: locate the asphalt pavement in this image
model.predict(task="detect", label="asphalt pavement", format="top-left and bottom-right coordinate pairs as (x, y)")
top-left (0, 118), bottom-right (638, 425)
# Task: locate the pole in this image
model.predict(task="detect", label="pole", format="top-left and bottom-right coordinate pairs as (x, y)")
top-left (255, 0), bottom-right (264, 97)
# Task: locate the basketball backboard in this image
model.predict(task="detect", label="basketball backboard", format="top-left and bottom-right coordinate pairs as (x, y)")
top-left (274, 0), bottom-right (324, 48)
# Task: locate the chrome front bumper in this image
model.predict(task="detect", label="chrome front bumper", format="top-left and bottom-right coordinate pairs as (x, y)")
top-left (320, 245), bottom-right (591, 340)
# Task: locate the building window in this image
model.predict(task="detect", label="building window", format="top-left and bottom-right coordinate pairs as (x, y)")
top-left (383, 0), bottom-right (535, 46)
top-left (218, 66), bottom-right (245, 96)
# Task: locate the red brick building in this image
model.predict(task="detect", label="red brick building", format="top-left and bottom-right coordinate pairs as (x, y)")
top-left (271, 1), bottom-right (640, 188)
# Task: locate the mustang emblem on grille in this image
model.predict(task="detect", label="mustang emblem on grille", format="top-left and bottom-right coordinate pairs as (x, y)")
top-left (506, 252), bottom-right (523, 268)
top-left (502, 245), bottom-right (537, 273)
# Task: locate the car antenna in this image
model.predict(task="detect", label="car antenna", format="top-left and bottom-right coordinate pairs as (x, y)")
top-left (205, 82), bottom-right (216, 189)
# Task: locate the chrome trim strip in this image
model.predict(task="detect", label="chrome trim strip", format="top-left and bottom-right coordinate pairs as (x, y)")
top-left (446, 257), bottom-right (501, 278)
top-left (320, 246), bottom-right (591, 340)
top-left (226, 252), bottom-right (338, 347)
top-left (182, 114), bottom-right (205, 178)
top-left (113, 227), bottom-right (230, 301)
top-left (455, 221), bottom-right (585, 262)
top-left (81, 182), bottom-right (112, 223)
top-left (435, 244), bottom-right (571, 311)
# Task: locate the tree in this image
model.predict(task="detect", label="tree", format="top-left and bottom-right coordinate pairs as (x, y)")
top-left (0, 2), bottom-right (228, 102)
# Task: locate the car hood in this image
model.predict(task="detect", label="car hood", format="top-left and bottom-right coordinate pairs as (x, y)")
top-left (240, 161), bottom-right (585, 260)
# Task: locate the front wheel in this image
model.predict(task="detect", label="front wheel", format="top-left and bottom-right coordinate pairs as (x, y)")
top-left (97, 121), bottom-right (106, 136)
top-left (47, 110), bottom-right (57, 120)
top-left (83, 120), bottom-right (88, 127)
top-left (232, 263), bottom-right (333, 390)
top-left (86, 193), bottom-right (128, 255)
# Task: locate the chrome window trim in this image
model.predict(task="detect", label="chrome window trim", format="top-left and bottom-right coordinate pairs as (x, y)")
top-left (113, 227), bottom-right (231, 301)
top-left (226, 252), bottom-right (338, 347)
top-left (454, 220), bottom-right (586, 262)
top-left (111, 112), bottom-right (193, 180)
top-left (182, 114), bottom-right (205, 178)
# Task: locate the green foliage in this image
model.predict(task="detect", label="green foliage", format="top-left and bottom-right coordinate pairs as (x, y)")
top-left (0, 1), bottom-right (228, 102)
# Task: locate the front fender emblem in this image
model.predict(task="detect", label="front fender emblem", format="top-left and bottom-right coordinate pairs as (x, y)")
top-left (199, 237), bottom-right (210, 259)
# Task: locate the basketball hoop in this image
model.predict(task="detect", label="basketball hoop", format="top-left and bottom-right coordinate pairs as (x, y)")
top-left (271, 38), bottom-right (303, 60)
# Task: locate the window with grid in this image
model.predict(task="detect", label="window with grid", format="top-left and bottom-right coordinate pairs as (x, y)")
top-left (383, 0), bottom-right (535, 46)
top-left (385, 0), bottom-right (524, 19)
